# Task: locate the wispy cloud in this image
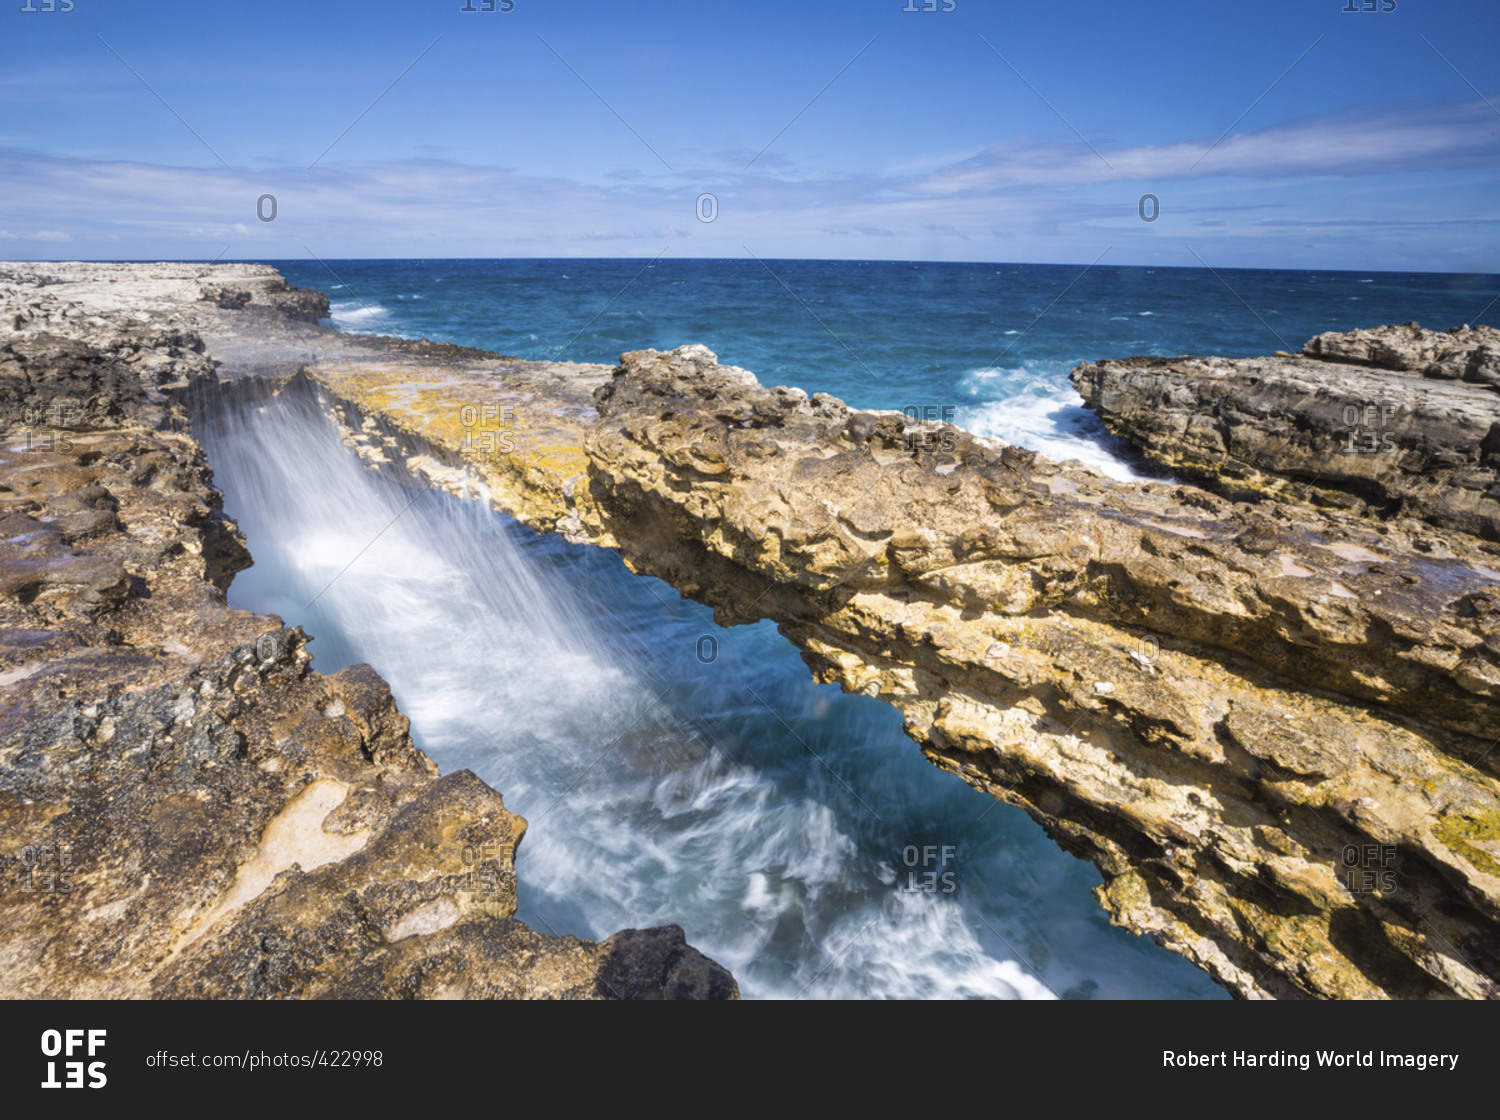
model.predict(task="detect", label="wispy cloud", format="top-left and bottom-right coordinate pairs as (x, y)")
top-left (0, 228), bottom-right (72, 242)
top-left (906, 97), bottom-right (1500, 194)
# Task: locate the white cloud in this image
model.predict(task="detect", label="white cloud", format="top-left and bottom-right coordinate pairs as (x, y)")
top-left (906, 98), bottom-right (1500, 194)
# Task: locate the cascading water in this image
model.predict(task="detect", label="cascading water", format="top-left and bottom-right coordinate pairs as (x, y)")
top-left (192, 374), bottom-right (1225, 1000)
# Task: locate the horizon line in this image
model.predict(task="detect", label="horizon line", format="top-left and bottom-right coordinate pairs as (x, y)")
top-left (6, 256), bottom-right (1499, 280)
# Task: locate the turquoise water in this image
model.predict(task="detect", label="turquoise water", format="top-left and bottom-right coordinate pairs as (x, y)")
top-left (210, 259), bottom-right (1495, 999)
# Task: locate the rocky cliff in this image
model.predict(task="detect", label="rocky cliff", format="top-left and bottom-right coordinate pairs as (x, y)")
top-left (7, 262), bottom-right (1500, 1000)
top-left (1069, 322), bottom-right (1500, 541)
top-left (320, 339), bottom-right (1500, 1000)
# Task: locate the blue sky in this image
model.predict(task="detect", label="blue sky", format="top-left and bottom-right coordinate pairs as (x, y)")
top-left (3, 0), bottom-right (1497, 270)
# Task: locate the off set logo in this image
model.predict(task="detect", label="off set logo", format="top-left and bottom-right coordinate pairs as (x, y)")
top-left (40, 1029), bottom-right (107, 1089)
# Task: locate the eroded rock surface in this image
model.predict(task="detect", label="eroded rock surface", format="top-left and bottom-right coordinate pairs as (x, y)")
top-left (1070, 324), bottom-right (1500, 541)
top-left (7, 263), bottom-right (1500, 1001)
top-left (0, 264), bottom-right (737, 1000)
top-left (320, 344), bottom-right (1500, 1001)
top-left (1305, 321), bottom-right (1500, 385)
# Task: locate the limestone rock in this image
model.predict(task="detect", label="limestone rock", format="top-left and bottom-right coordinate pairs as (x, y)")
top-left (1070, 328), bottom-right (1500, 540)
top-left (336, 336), bottom-right (1500, 999)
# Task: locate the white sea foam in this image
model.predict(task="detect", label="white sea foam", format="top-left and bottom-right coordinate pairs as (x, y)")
top-left (788, 892), bottom-right (1058, 1001)
top-left (328, 300), bottom-right (396, 332)
top-left (959, 367), bottom-right (1146, 481)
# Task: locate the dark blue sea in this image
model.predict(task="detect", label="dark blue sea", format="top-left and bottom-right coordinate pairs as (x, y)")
top-left (203, 259), bottom-right (1495, 1000)
top-left (276, 258), bottom-right (1498, 481)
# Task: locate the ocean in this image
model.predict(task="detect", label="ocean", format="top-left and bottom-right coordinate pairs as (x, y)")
top-left (277, 257), bottom-right (1499, 480)
top-left (201, 258), bottom-right (1496, 1000)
